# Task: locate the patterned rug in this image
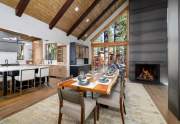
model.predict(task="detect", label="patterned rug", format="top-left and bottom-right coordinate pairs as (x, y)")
top-left (0, 83), bottom-right (167, 124)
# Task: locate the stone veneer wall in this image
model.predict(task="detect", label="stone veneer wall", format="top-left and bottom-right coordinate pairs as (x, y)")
top-left (128, 0), bottom-right (168, 84)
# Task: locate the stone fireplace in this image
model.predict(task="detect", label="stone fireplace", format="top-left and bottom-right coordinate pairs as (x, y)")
top-left (135, 64), bottom-right (160, 83)
top-left (128, 0), bottom-right (168, 84)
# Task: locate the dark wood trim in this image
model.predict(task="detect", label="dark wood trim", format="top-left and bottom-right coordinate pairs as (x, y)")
top-left (15, 0), bottom-right (30, 17)
top-left (67, 0), bottom-right (101, 36)
top-left (78, 0), bottom-right (118, 40)
top-left (49, 0), bottom-right (74, 29)
top-left (91, 41), bottom-right (128, 47)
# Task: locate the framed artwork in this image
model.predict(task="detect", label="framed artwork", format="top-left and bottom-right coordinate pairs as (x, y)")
top-left (17, 44), bottom-right (24, 60)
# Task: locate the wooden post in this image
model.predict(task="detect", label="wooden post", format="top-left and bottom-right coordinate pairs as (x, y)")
top-left (32, 40), bottom-right (43, 65)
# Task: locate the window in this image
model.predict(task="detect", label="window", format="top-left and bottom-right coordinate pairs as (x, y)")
top-left (45, 43), bottom-right (57, 60)
top-left (95, 33), bottom-right (104, 43)
top-left (93, 10), bottom-right (128, 43)
top-left (91, 10), bottom-right (128, 76)
top-left (114, 15), bottom-right (128, 42)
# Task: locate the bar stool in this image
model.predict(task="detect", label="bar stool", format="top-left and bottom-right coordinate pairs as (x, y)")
top-left (36, 67), bottom-right (49, 87)
top-left (15, 69), bottom-right (36, 93)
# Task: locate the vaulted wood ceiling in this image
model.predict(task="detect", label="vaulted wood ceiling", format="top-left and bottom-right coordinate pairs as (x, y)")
top-left (0, 0), bottom-right (126, 40)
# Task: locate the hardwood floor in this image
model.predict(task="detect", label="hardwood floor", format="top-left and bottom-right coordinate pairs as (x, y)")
top-left (0, 77), bottom-right (61, 120)
top-left (144, 84), bottom-right (180, 124)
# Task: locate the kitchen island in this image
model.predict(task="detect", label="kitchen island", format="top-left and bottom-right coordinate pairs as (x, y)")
top-left (0, 65), bottom-right (49, 96)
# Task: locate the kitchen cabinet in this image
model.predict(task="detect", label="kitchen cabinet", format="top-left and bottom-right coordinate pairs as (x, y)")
top-left (49, 65), bottom-right (67, 78)
top-left (70, 42), bottom-right (89, 65)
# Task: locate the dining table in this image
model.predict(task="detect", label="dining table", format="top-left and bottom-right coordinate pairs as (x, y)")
top-left (0, 65), bottom-right (49, 96)
top-left (58, 69), bottom-right (119, 95)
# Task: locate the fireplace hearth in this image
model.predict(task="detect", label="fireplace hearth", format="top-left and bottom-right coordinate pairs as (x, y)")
top-left (135, 64), bottom-right (160, 83)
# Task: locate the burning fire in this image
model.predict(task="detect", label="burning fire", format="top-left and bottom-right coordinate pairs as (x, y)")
top-left (138, 68), bottom-right (154, 81)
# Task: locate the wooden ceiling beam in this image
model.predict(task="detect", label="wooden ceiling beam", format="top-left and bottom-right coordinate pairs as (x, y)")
top-left (67, 0), bottom-right (101, 36)
top-left (49, 0), bottom-right (74, 29)
top-left (16, 0), bottom-right (30, 17)
top-left (78, 0), bottom-right (118, 40)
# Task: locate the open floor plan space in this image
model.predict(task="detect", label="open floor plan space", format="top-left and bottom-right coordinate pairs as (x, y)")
top-left (0, 0), bottom-right (179, 124)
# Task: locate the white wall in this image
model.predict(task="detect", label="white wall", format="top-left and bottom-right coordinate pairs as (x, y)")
top-left (0, 52), bottom-right (17, 64)
top-left (0, 3), bottom-right (83, 43)
top-left (85, 1), bottom-right (129, 64)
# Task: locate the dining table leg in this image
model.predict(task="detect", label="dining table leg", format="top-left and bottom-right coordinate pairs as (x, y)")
top-left (3, 72), bottom-right (8, 96)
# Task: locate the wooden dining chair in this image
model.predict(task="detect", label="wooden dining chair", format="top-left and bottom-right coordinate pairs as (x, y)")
top-left (113, 69), bottom-right (126, 99)
top-left (113, 73), bottom-right (125, 88)
top-left (97, 78), bottom-right (126, 124)
top-left (36, 67), bottom-right (49, 87)
top-left (15, 69), bottom-right (36, 93)
top-left (57, 87), bottom-right (97, 124)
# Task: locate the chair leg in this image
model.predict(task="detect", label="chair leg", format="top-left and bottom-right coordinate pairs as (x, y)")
top-left (120, 98), bottom-right (125, 124)
top-left (39, 77), bottom-right (42, 86)
top-left (28, 80), bottom-right (30, 88)
top-left (8, 81), bottom-right (12, 94)
top-left (47, 76), bottom-right (50, 87)
top-left (81, 120), bottom-right (84, 124)
top-left (20, 81), bottom-right (22, 94)
top-left (10, 81), bottom-right (12, 94)
top-left (81, 113), bottom-right (85, 124)
top-left (123, 101), bottom-right (126, 115)
top-left (34, 79), bottom-right (35, 88)
top-left (14, 80), bottom-right (16, 93)
top-left (97, 104), bottom-right (100, 121)
top-left (91, 92), bottom-right (94, 99)
top-left (58, 113), bottom-right (62, 124)
top-left (94, 107), bottom-right (96, 124)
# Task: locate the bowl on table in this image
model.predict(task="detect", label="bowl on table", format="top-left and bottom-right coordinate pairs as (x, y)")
top-left (98, 77), bottom-right (109, 83)
top-left (78, 79), bottom-right (89, 86)
top-left (77, 75), bottom-right (86, 81)
top-left (106, 72), bottom-right (113, 76)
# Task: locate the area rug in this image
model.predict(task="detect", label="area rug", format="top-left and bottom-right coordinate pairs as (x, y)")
top-left (0, 82), bottom-right (167, 124)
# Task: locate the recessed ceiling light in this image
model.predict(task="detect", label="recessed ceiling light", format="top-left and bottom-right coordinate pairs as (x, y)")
top-left (75, 7), bottom-right (79, 12)
top-left (86, 18), bottom-right (90, 22)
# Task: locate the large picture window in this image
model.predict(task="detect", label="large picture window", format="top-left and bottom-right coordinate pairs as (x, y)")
top-left (93, 10), bottom-right (128, 43)
top-left (91, 10), bottom-right (128, 76)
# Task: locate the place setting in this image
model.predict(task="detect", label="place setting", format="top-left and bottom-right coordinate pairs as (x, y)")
top-left (72, 71), bottom-right (97, 89)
